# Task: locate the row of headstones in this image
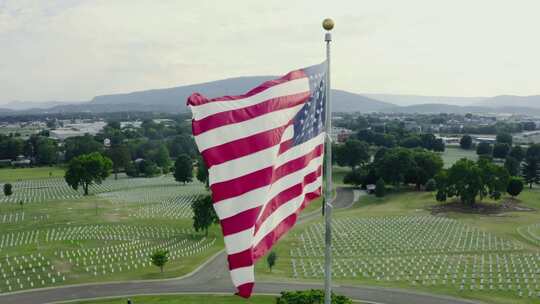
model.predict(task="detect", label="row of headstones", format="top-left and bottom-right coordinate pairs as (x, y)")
top-left (44, 224), bottom-right (186, 242)
top-left (0, 230), bottom-right (40, 249)
top-left (0, 212), bottom-right (49, 224)
top-left (129, 195), bottom-right (197, 219)
top-left (295, 216), bottom-right (521, 257)
top-left (0, 174), bottom-right (184, 204)
top-left (78, 238), bottom-right (216, 276)
top-left (292, 254), bottom-right (540, 295)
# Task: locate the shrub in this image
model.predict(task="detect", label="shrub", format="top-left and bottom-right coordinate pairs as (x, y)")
top-left (276, 290), bottom-right (353, 304)
top-left (425, 178), bottom-right (437, 191)
top-left (375, 178), bottom-right (385, 197)
top-left (507, 177), bottom-right (524, 197)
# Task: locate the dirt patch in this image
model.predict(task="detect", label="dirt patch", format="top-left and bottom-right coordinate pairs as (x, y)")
top-left (429, 198), bottom-right (534, 215)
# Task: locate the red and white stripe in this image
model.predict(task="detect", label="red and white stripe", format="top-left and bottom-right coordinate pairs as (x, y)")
top-left (188, 69), bottom-right (323, 298)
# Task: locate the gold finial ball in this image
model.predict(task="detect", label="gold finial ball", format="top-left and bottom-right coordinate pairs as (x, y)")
top-left (322, 18), bottom-right (334, 31)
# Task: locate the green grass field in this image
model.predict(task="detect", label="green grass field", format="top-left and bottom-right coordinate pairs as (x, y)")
top-left (255, 186), bottom-right (540, 304)
top-left (0, 171), bottom-right (222, 293)
top-left (55, 294), bottom-right (275, 304)
top-left (441, 146), bottom-right (477, 168)
top-left (4, 166), bottom-right (540, 304)
top-left (0, 166), bottom-right (65, 182)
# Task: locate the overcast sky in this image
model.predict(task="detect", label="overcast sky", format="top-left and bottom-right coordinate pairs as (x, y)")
top-left (1, 0), bottom-right (539, 103)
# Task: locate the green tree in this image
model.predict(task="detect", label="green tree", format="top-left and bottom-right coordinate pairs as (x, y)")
top-left (150, 249), bottom-right (169, 273)
top-left (65, 152), bottom-right (112, 196)
top-left (107, 144), bottom-right (131, 180)
top-left (496, 132), bottom-right (513, 145)
top-left (509, 145), bottom-right (525, 162)
top-left (335, 139), bottom-right (370, 170)
top-left (343, 169), bottom-right (364, 188)
top-left (504, 156), bottom-right (520, 176)
top-left (425, 179), bottom-right (437, 192)
top-left (64, 135), bottom-right (103, 161)
top-left (375, 148), bottom-right (414, 187)
top-left (191, 195), bottom-right (218, 236)
top-left (507, 177), bottom-right (524, 197)
top-left (34, 137), bottom-right (58, 165)
top-left (522, 157), bottom-right (540, 189)
top-left (3, 183), bottom-right (13, 196)
top-left (406, 150), bottom-right (444, 190)
top-left (174, 154), bottom-right (193, 184)
top-left (196, 158), bottom-right (209, 187)
top-left (493, 143), bottom-right (511, 159)
top-left (439, 158), bottom-right (510, 206)
top-left (476, 142), bottom-right (492, 156)
top-left (375, 178), bottom-right (386, 197)
top-left (266, 251), bottom-right (277, 272)
top-left (432, 138), bottom-right (446, 152)
top-left (139, 160), bottom-right (160, 177)
top-left (152, 144), bottom-right (171, 170)
top-left (460, 135), bottom-right (473, 150)
top-left (526, 144), bottom-right (540, 160)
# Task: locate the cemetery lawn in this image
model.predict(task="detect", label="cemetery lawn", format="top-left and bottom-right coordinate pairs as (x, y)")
top-left (256, 186), bottom-right (540, 304)
top-left (62, 294), bottom-right (275, 304)
top-left (441, 146), bottom-right (477, 168)
top-left (0, 166), bottom-right (65, 182)
top-left (0, 174), bottom-right (223, 292)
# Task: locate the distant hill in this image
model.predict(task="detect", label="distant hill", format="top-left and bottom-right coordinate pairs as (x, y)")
top-left (1, 76), bottom-right (394, 115)
top-left (477, 95), bottom-right (540, 109)
top-left (363, 93), bottom-right (487, 107)
top-left (381, 103), bottom-right (540, 115)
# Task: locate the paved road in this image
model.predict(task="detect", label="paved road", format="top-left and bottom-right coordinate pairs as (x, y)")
top-left (0, 187), bottom-right (480, 304)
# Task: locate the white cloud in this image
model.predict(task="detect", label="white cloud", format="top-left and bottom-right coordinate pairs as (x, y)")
top-left (0, 0), bottom-right (539, 103)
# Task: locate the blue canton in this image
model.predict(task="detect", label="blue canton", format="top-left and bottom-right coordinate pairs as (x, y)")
top-left (292, 62), bottom-right (327, 146)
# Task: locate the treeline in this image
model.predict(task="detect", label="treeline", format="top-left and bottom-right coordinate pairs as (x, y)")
top-left (0, 117), bottom-right (199, 176)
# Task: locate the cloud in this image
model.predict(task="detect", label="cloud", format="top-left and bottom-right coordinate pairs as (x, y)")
top-left (0, 0), bottom-right (539, 103)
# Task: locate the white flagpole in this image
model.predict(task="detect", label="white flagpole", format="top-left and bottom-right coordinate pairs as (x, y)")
top-left (322, 17), bottom-right (334, 304)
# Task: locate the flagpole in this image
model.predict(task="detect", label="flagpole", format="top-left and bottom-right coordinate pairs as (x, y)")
top-left (322, 17), bottom-right (334, 304)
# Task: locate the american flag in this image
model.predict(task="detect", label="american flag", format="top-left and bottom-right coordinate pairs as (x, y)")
top-left (187, 62), bottom-right (327, 298)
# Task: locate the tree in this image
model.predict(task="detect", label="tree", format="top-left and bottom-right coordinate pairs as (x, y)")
top-left (425, 179), bottom-right (437, 192)
top-left (196, 158), bottom-right (209, 187)
top-left (504, 156), bottom-right (520, 176)
top-left (509, 145), bottom-right (525, 162)
top-left (64, 135), bottom-right (103, 161)
top-left (432, 138), bottom-right (446, 152)
top-left (34, 137), bottom-right (58, 165)
top-left (266, 251), bottom-right (277, 272)
top-left (507, 177), bottom-right (524, 197)
top-left (375, 178), bottom-right (386, 197)
top-left (375, 148), bottom-right (414, 187)
top-left (496, 132), bottom-right (513, 145)
top-left (522, 157), bottom-right (540, 189)
top-left (493, 143), bottom-right (511, 159)
top-left (437, 158), bottom-right (510, 206)
top-left (174, 154), bottom-right (193, 184)
top-left (460, 135), bottom-right (473, 150)
top-left (400, 136), bottom-right (422, 149)
top-left (527, 144), bottom-right (540, 161)
top-left (3, 183), bottom-right (12, 196)
top-left (343, 169), bottom-right (364, 188)
top-left (191, 195), bottom-right (218, 236)
top-left (150, 250), bottom-right (169, 273)
top-left (65, 152), bottom-right (112, 196)
top-left (151, 144), bottom-right (171, 170)
top-left (139, 160), bottom-right (160, 177)
top-left (406, 150), bottom-right (444, 190)
top-left (107, 144), bottom-right (131, 180)
top-left (476, 142), bottom-right (493, 156)
top-left (335, 139), bottom-right (370, 170)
